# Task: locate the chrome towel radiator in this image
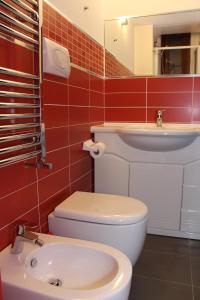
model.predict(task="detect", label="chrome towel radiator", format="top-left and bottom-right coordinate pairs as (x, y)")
top-left (0, 0), bottom-right (51, 168)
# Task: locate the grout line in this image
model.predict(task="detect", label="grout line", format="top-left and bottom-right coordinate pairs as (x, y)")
top-left (189, 241), bottom-right (195, 300)
top-left (142, 248), bottom-right (190, 257)
top-left (67, 79), bottom-right (71, 195)
top-left (146, 77), bottom-right (148, 123)
top-left (0, 181), bottom-right (37, 201)
top-left (46, 145), bottom-right (69, 155)
top-left (37, 166), bottom-right (68, 182)
top-left (70, 170), bottom-right (92, 185)
top-left (191, 77), bottom-right (195, 123)
top-left (43, 78), bottom-right (67, 86)
top-left (0, 205), bottom-right (39, 232)
top-left (46, 125), bottom-right (68, 130)
top-left (36, 169), bottom-right (41, 232)
top-left (105, 91), bottom-right (194, 94)
top-left (105, 106), bottom-right (193, 109)
top-left (70, 156), bottom-right (90, 167)
top-left (133, 274), bottom-right (193, 288)
top-left (39, 186), bottom-right (69, 206)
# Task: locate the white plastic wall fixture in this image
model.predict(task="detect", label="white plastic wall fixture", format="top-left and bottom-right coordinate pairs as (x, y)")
top-left (43, 37), bottom-right (71, 78)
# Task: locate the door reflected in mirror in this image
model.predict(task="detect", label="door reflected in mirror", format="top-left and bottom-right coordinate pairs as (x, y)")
top-left (104, 10), bottom-right (200, 77)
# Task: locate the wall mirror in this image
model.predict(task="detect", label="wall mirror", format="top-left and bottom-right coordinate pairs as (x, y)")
top-left (104, 10), bottom-right (200, 77)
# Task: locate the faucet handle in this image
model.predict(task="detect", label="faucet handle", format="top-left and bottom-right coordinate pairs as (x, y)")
top-left (157, 109), bottom-right (165, 117)
top-left (14, 222), bottom-right (39, 239)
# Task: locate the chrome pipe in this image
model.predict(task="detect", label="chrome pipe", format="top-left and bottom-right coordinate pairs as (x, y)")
top-left (0, 11), bottom-right (38, 35)
top-left (0, 123), bottom-right (40, 131)
top-left (0, 132), bottom-right (40, 143)
top-left (0, 67), bottom-right (39, 80)
top-left (0, 141), bottom-right (40, 154)
top-left (0, 113), bottom-right (40, 119)
top-left (0, 32), bottom-right (36, 52)
top-left (0, 79), bottom-right (39, 89)
top-left (0, 1), bottom-right (38, 25)
top-left (0, 102), bottom-right (40, 108)
top-left (11, 0), bottom-right (39, 20)
top-left (0, 23), bottom-right (39, 45)
top-left (26, 0), bottom-right (38, 7)
top-left (0, 91), bottom-right (39, 98)
top-left (0, 150), bottom-right (41, 166)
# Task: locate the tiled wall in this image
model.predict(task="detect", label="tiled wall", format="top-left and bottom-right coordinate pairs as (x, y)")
top-left (105, 77), bottom-right (200, 123)
top-left (105, 50), bottom-right (134, 77)
top-left (1, 0), bottom-right (200, 253)
top-left (43, 2), bottom-right (104, 76)
top-left (0, 1), bottom-right (104, 251)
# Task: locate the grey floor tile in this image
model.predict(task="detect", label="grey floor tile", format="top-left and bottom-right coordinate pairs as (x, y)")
top-left (191, 256), bottom-right (200, 287)
top-left (189, 239), bottom-right (200, 257)
top-left (133, 250), bottom-right (191, 284)
top-left (194, 286), bottom-right (200, 300)
top-left (128, 276), bottom-right (193, 300)
top-left (144, 234), bottom-right (190, 255)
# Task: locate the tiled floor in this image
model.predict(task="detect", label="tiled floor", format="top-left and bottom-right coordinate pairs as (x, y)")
top-left (129, 234), bottom-right (200, 300)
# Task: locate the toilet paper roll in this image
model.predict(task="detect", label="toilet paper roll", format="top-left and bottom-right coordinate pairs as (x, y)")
top-left (90, 142), bottom-right (106, 159)
top-left (82, 139), bottom-right (106, 159)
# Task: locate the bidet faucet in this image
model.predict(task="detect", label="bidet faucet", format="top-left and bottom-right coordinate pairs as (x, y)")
top-left (156, 110), bottom-right (165, 127)
top-left (11, 224), bottom-right (44, 254)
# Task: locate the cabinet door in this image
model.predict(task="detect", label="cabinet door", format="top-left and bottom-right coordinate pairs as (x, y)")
top-left (95, 154), bottom-right (129, 196)
top-left (130, 163), bottom-right (183, 230)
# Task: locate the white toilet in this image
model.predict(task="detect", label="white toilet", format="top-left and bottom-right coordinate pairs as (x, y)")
top-left (48, 191), bottom-right (148, 264)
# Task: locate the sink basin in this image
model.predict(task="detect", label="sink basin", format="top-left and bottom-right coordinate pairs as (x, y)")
top-left (0, 233), bottom-right (132, 300)
top-left (91, 123), bottom-right (200, 152)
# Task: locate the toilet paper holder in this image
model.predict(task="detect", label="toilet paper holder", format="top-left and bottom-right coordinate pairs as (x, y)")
top-left (82, 139), bottom-right (106, 159)
top-left (83, 139), bottom-right (99, 153)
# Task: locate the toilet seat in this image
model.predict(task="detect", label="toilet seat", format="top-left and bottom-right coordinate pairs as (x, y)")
top-left (54, 191), bottom-right (148, 225)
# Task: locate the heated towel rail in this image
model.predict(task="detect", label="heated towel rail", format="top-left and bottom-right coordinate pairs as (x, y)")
top-left (0, 0), bottom-right (51, 168)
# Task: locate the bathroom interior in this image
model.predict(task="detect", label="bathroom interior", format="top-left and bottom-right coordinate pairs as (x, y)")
top-left (1, 0), bottom-right (200, 299)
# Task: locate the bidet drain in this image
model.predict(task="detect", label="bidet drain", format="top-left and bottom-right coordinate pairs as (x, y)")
top-left (48, 278), bottom-right (62, 287)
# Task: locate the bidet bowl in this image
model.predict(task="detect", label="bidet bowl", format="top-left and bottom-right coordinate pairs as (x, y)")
top-left (0, 233), bottom-right (132, 300)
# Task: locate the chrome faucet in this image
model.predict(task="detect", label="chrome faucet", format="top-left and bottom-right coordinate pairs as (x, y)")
top-left (156, 110), bottom-right (165, 127)
top-left (11, 224), bottom-right (44, 254)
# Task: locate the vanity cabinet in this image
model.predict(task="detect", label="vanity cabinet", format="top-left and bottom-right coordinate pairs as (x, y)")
top-left (94, 127), bottom-right (200, 239)
top-left (129, 163), bottom-right (183, 231)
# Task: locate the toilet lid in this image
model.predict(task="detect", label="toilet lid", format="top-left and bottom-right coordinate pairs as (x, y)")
top-left (54, 192), bottom-right (148, 225)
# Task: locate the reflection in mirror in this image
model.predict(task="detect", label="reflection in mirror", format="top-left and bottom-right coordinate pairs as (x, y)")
top-left (104, 10), bottom-right (200, 77)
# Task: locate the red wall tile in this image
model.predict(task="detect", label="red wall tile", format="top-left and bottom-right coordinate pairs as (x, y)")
top-left (90, 91), bottom-right (104, 107)
top-left (105, 108), bottom-right (146, 122)
top-left (106, 92), bottom-right (146, 107)
top-left (0, 183), bottom-right (38, 228)
top-left (38, 168), bottom-right (69, 203)
top-left (42, 80), bottom-right (68, 105)
top-left (0, 2), bottom-right (101, 250)
top-left (69, 68), bottom-right (90, 89)
top-left (46, 127), bottom-right (68, 151)
top-left (147, 92), bottom-right (192, 107)
top-left (69, 86), bottom-right (89, 106)
top-left (105, 78), bottom-right (146, 93)
top-left (148, 77), bottom-right (193, 92)
top-left (147, 107), bottom-right (192, 123)
top-left (105, 77), bottom-right (200, 124)
top-left (44, 105), bottom-right (68, 128)
top-left (69, 106), bottom-right (90, 125)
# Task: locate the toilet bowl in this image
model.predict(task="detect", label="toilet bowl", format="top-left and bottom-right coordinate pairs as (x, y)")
top-left (48, 192), bottom-right (148, 264)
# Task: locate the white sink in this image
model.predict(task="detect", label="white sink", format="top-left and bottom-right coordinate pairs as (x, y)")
top-left (91, 123), bottom-right (200, 152)
top-left (0, 233), bottom-right (132, 300)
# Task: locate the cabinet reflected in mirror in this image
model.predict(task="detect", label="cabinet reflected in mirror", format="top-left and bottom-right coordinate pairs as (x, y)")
top-left (104, 10), bottom-right (200, 77)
